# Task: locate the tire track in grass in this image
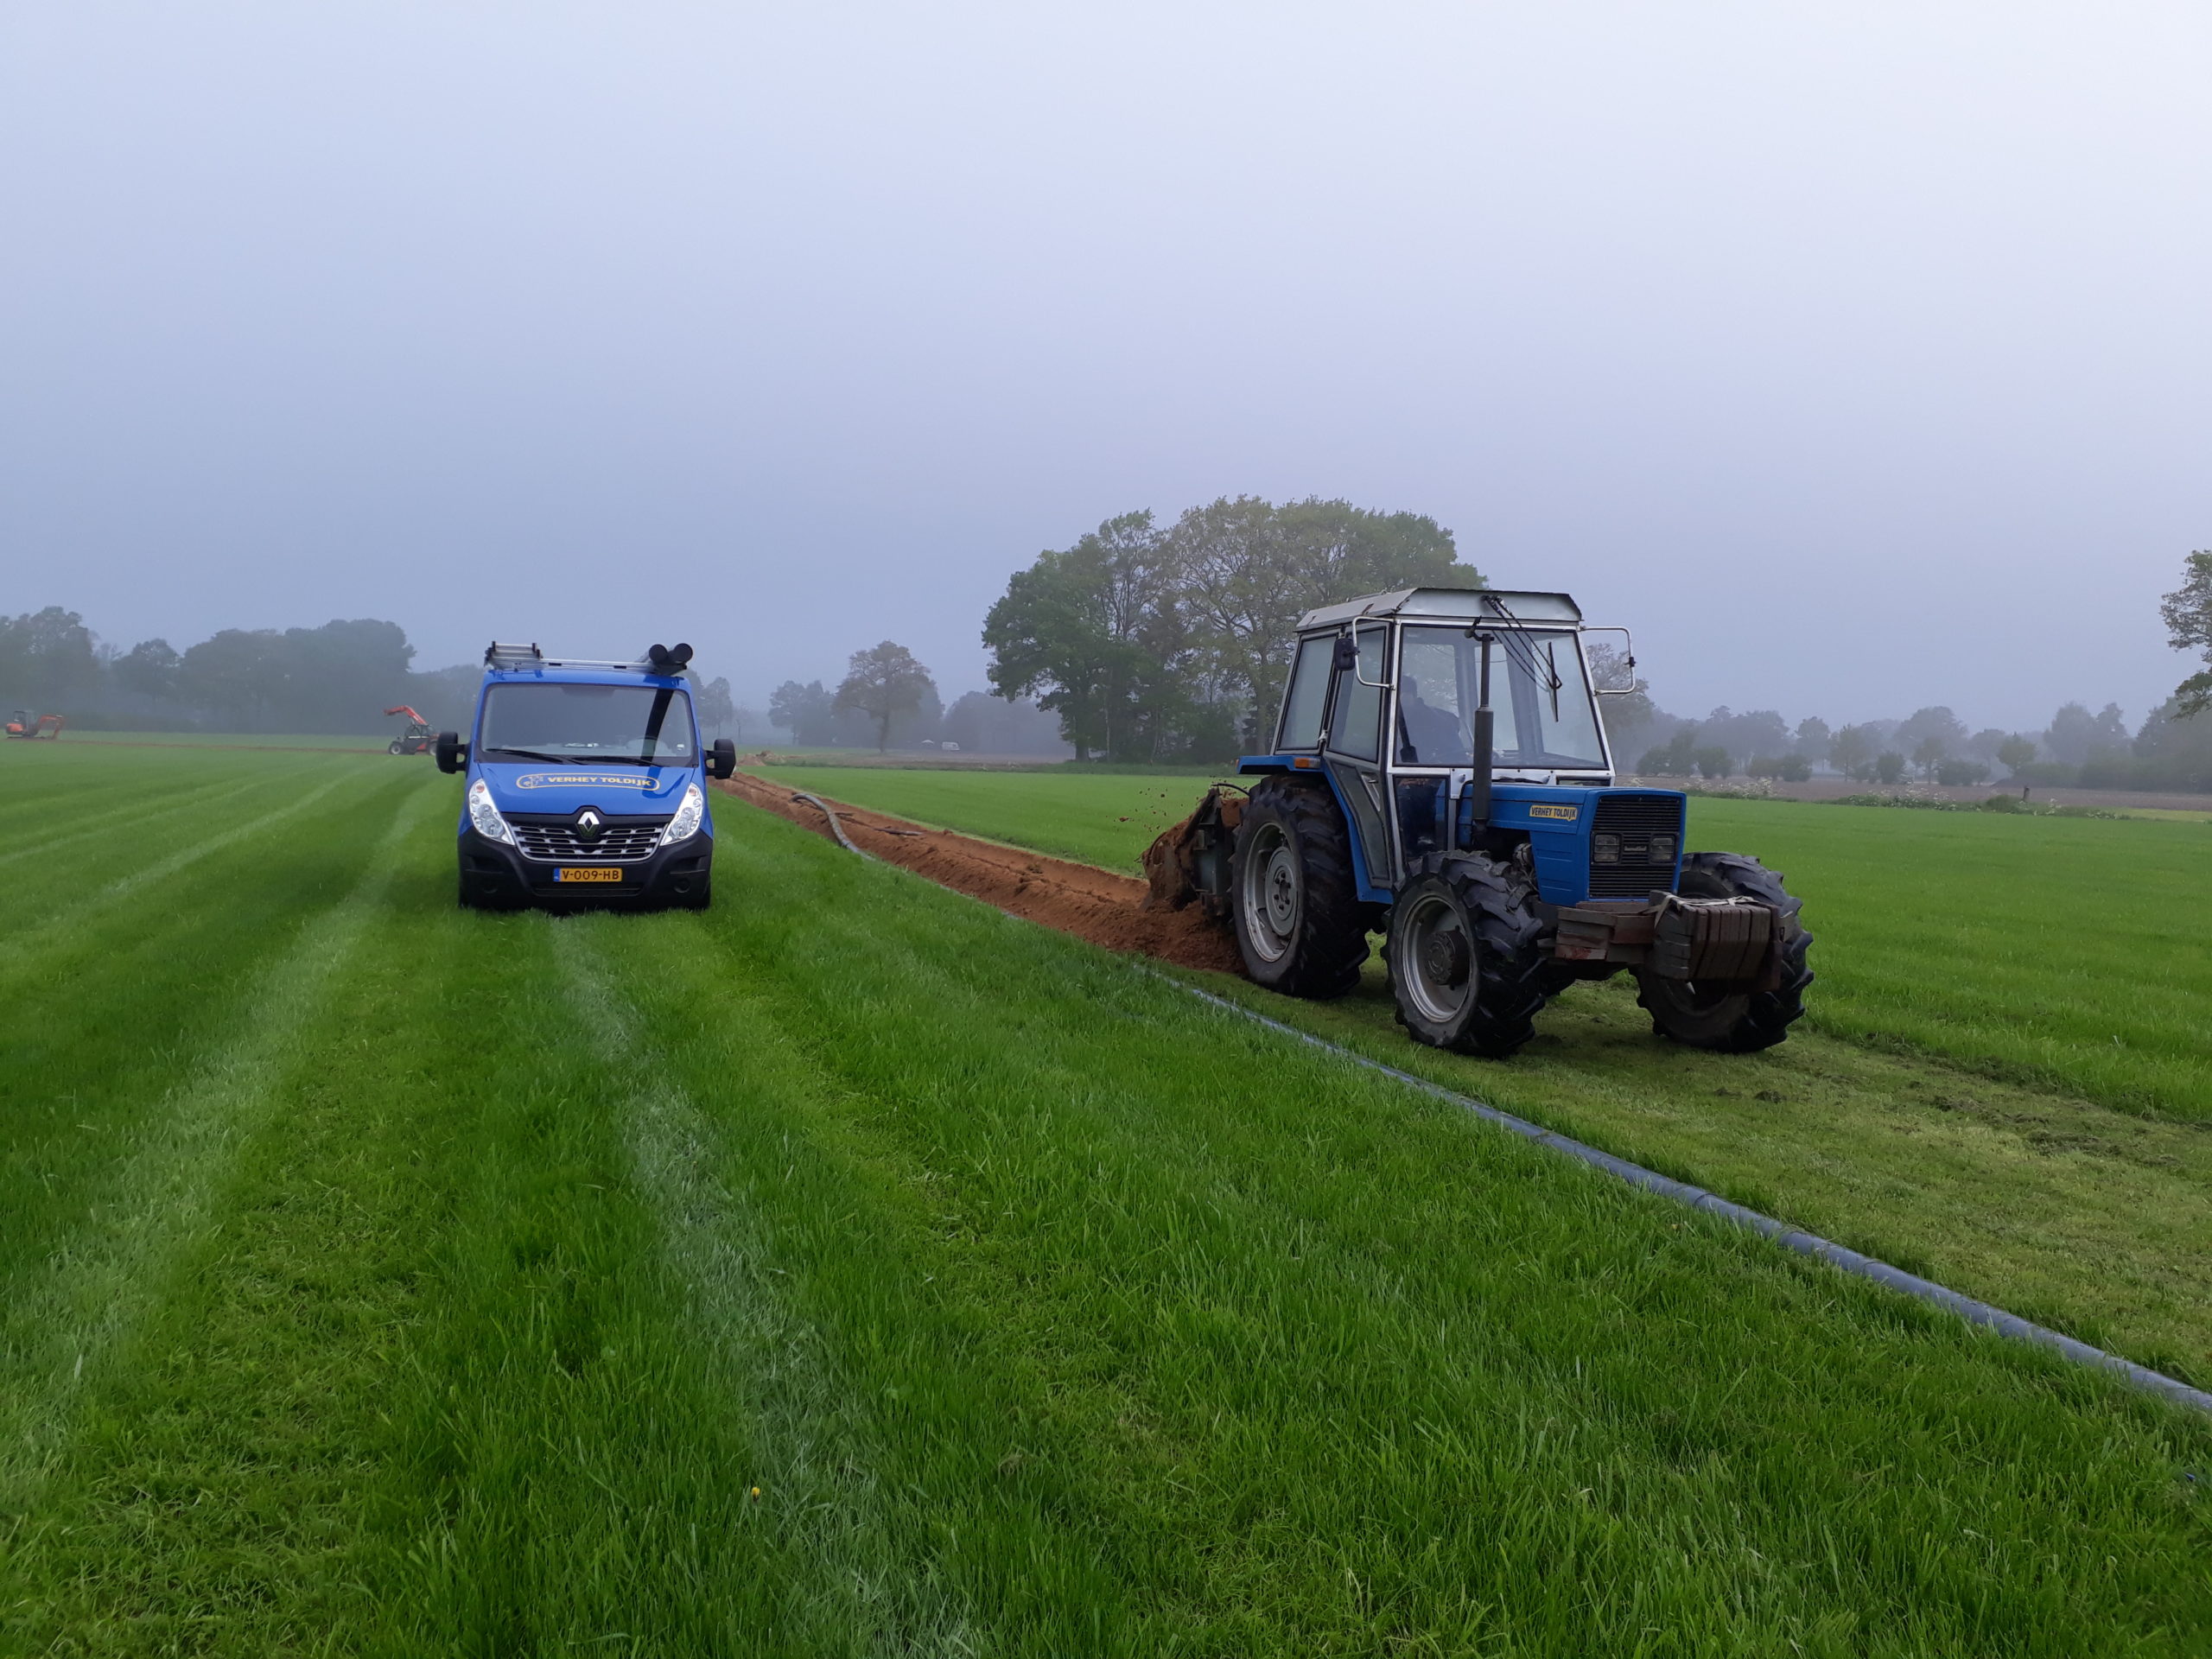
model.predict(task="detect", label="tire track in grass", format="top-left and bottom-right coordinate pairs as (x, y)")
top-left (0, 780), bottom-right (439, 1515)
top-left (0, 772), bottom-right (274, 870)
top-left (555, 927), bottom-right (980, 1658)
top-left (0, 767), bottom-right (364, 971)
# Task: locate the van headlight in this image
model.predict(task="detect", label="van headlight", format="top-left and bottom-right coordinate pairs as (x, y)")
top-left (660, 782), bottom-right (705, 846)
top-left (467, 779), bottom-right (515, 844)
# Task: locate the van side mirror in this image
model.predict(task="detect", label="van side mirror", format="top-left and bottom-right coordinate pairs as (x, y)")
top-left (709, 738), bottom-right (736, 779)
top-left (435, 732), bottom-right (467, 774)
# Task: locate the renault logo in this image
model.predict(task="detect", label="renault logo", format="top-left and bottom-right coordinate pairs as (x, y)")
top-left (576, 809), bottom-right (604, 841)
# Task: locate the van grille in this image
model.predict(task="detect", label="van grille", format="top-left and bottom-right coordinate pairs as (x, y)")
top-left (1588, 793), bottom-right (1685, 897)
top-left (510, 817), bottom-right (670, 862)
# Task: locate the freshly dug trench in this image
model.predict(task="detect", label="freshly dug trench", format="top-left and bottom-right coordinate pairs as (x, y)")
top-left (715, 772), bottom-right (1244, 975)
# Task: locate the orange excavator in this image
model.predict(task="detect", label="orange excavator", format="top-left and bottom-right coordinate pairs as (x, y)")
top-left (5, 711), bottom-right (65, 740)
top-left (384, 706), bottom-right (434, 755)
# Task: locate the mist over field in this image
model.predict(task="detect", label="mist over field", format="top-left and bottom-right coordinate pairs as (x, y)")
top-left (4, 3), bottom-right (2210, 734)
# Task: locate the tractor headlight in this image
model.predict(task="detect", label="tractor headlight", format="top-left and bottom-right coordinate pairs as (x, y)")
top-left (1649, 834), bottom-right (1677, 864)
top-left (467, 779), bottom-right (515, 845)
top-left (1592, 832), bottom-right (1620, 865)
top-left (659, 782), bottom-right (705, 846)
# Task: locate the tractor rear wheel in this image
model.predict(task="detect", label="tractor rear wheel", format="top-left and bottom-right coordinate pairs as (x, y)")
top-left (1387, 855), bottom-right (1549, 1058)
top-left (1230, 777), bottom-right (1370, 998)
top-left (1634, 852), bottom-right (1813, 1052)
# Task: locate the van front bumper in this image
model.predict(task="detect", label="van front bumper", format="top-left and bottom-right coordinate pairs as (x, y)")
top-left (459, 827), bottom-right (711, 907)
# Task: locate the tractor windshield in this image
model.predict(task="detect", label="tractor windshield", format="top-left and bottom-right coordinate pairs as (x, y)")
top-left (1395, 626), bottom-right (1606, 770)
top-left (478, 683), bottom-right (696, 765)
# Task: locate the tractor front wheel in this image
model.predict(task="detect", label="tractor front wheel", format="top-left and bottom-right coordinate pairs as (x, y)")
top-left (1230, 777), bottom-right (1370, 998)
top-left (1387, 855), bottom-right (1549, 1058)
top-left (1634, 852), bottom-right (1813, 1052)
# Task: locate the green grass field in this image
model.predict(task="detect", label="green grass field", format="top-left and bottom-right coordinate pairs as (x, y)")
top-left (53, 729), bottom-right (399, 750)
top-left (3, 742), bottom-right (2209, 1654)
top-left (759, 764), bottom-right (2212, 1122)
top-left (756, 762), bottom-right (2212, 1391)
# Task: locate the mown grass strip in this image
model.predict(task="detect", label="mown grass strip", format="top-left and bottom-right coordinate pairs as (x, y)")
top-left (556, 926), bottom-right (980, 1654)
top-left (0, 783), bottom-right (439, 1519)
top-left (1166, 973), bottom-right (2212, 1416)
top-left (1199, 957), bottom-right (2212, 1391)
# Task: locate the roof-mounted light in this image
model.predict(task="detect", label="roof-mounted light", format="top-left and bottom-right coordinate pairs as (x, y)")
top-left (647, 642), bottom-right (694, 671)
top-left (485, 641), bottom-right (543, 668)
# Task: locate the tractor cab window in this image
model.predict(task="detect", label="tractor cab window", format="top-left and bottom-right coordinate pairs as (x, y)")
top-left (1395, 626), bottom-right (1606, 771)
top-left (1326, 629), bottom-right (1386, 761)
top-left (1276, 635), bottom-right (1334, 750)
top-left (479, 683), bottom-right (697, 765)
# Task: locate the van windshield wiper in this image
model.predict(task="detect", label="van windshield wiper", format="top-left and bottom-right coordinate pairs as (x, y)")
top-left (482, 747), bottom-right (588, 765)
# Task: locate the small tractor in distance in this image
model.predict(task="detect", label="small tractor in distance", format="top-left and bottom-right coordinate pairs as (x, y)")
top-left (5, 711), bottom-right (65, 741)
top-left (384, 706), bottom-right (435, 754)
top-left (1147, 587), bottom-right (1812, 1058)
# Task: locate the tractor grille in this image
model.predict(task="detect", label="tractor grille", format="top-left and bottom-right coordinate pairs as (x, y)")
top-left (1587, 792), bottom-right (1685, 897)
top-left (510, 817), bottom-right (670, 862)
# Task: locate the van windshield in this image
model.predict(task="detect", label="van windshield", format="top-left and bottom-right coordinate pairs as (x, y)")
top-left (1395, 627), bottom-right (1606, 770)
top-left (479, 683), bottom-right (696, 765)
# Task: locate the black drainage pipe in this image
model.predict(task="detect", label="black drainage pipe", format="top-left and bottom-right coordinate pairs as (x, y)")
top-left (1170, 979), bottom-right (2212, 1418)
top-left (790, 791), bottom-right (871, 859)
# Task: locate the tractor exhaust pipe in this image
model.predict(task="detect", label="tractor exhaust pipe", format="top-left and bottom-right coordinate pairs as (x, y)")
top-left (1466, 633), bottom-right (1493, 830)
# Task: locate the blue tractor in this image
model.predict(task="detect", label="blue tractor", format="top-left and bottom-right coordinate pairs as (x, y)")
top-left (1152, 587), bottom-right (1812, 1058)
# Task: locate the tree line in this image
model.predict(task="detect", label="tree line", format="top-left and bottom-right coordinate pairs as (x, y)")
top-left (981, 496), bottom-right (1480, 762)
top-left (1610, 683), bottom-right (2212, 792)
top-left (1606, 550), bottom-right (2212, 791)
top-left (0, 607), bottom-right (452, 734)
top-left (0, 607), bottom-right (746, 741)
top-left (768, 643), bottom-right (1066, 755)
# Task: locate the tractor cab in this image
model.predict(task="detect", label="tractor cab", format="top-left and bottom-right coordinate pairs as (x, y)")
top-left (1150, 587), bottom-right (1812, 1059)
top-left (1239, 588), bottom-right (1642, 902)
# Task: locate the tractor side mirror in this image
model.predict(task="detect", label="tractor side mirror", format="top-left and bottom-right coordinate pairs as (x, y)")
top-left (1332, 635), bottom-right (1358, 672)
top-left (709, 738), bottom-right (736, 779)
top-left (435, 731), bottom-right (467, 774)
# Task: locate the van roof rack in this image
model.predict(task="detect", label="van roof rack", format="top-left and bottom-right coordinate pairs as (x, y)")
top-left (482, 641), bottom-right (696, 672)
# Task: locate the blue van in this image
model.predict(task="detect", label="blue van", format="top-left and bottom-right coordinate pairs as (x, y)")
top-left (435, 641), bottom-right (736, 911)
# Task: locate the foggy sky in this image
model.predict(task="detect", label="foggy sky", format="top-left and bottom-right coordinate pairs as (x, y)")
top-left (5, 2), bottom-right (2209, 733)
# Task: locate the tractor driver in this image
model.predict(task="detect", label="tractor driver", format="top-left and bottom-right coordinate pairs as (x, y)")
top-left (1396, 677), bottom-right (1468, 766)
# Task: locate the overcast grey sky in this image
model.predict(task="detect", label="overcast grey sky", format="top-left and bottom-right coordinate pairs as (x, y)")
top-left (5, 2), bottom-right (2208, 731)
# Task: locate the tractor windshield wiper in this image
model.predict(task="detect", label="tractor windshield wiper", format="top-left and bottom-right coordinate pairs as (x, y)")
top-left (1470, 594), bottom-right (1566, 721)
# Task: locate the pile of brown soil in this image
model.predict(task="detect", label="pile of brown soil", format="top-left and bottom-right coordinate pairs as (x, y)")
top-left (716, 772), bottom-right (1244, 975)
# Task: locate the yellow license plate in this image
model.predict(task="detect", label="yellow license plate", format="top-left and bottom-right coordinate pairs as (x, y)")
top-left (555, 867), bottom-right (624, 884)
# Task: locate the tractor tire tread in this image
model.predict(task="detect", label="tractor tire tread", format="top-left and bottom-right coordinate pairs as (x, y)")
top-left (1233, 777), bottom-right (1370, 999)
top-left (1391, 853), bottom-right (1550, 1058)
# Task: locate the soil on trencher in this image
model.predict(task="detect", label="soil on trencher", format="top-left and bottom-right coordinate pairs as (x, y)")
top-left (717, 771), bottom-right (1245, 975)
